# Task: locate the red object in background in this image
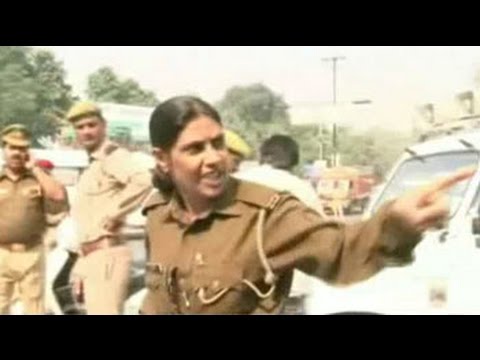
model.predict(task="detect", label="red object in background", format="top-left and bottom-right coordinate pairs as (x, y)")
top-left (35, 159), bottom-right (55, 171)
top-left (353, 175), bottom-right (378, 200)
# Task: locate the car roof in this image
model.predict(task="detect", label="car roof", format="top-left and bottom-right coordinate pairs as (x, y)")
top-left (407, 130), bottom-right (480, 156)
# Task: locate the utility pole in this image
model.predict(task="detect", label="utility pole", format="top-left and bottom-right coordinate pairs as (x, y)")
top-left (322, 56), bottom-right (345, 167)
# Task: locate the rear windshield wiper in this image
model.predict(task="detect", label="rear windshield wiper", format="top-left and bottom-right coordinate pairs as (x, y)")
top-left (405, 147), bottom-right (425, 162)
top-left (459, 138), bottom-right (475, 149)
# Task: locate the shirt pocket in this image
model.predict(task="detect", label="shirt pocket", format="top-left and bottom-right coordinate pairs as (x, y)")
top-left (0, 187), bottom-right (11, 203)
top-left (141, 262), bottom-right (177, 315)
top-left (144, 263), bottom-right (168, 291)
top-left (83, 172), bottom-right (118, 196)
top-left (22, 185), bottom-right (42, 199)
top-left (22, 185), bottom-right (43, 211)
top-left (189, 263), bottom-right (258, 315)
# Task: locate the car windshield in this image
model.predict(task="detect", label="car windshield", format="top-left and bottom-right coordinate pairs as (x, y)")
top-left (371, 151), bottom-right (479, 216)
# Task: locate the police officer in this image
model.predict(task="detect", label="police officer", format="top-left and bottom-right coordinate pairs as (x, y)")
top-left (140, 96), bottom-right (474, 315)
top-left (66, 102), bottom-right (152, 315)
top-left (0, 124), bottom-right (68, 315)
top-left (224, 129), bottom-right (252, 173)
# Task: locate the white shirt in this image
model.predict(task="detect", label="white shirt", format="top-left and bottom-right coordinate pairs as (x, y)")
top-left (235, 164), bottom-right (324, 214)
top-left (235, 164), bottom-right (326, 298)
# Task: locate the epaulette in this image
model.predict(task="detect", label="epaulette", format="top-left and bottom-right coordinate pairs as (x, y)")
top-left (142, 190), bottom-right (170, 215)
top-left (235, 179), bottom-right (285, 211)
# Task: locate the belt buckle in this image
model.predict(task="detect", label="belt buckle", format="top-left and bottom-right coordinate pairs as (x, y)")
top-left (146, 263), bottom-right (164, 274)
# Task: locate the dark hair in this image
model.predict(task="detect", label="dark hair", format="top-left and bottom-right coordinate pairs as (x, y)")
top-left (260, 135), bottom-right (300, 170)
top-left (150, 96), bottom-right (222, 151)
top-left (149, 96), bottom-right (223, 193)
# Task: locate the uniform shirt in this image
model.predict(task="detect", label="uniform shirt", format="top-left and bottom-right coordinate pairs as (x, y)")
top-left (235, 164), bottom-right (325, 297)
top-left (141, 178), bottom-right (420, 315)
top-left (71, 140), bottom-right (153, 245)
top-left (0, 169), bottom-right (68, 245)
top-left (235, 164), bottom-right (324, 214)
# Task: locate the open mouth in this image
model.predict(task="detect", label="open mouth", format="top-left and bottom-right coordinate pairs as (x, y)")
top-left (202, 171), bottom-right (226, 187)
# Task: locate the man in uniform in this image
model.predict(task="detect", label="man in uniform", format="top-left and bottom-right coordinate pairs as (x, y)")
top-left (0, 125), bottom-right (68, 315)
top-left (224, 129), bottom-right (252, 173)
top-left (67, 102), bottom-right (152, 315)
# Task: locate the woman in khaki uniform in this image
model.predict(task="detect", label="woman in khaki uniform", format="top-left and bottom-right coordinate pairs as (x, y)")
top-left (142, 96), bottom-right (475, 315)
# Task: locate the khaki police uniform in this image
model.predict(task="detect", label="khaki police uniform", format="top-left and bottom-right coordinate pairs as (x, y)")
top-left (71, 139), bottom-right (153, 315)
top-left (0, 125), bottom-right (68, 314)
top-left (141, 178), bottom-right (420, 315)
top-left (67, 101), bottom-right (153, 314)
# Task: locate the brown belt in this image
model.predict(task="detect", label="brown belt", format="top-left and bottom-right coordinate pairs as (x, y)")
top-left (0, 242), bottom-right (40, 253)
top-left (80, 237), bottom-right (123, 257)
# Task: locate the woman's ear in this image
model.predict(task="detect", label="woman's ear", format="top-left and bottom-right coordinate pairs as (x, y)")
top-left (152, 147), bottom-right (170, 174)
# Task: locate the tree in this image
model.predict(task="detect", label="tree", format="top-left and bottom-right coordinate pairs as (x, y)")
top-left (217, 83), bottom-right (338, 170)
top-left (216, 83), bottom-right (291, 156)
top-left (87, 67), bottom-right (159, 107)
top-left (31, 50), bottom-right (75, 134)
top-left (216, 83), bottom-right (414, 177)
top-left (338, 126), bottom-right (415, 179)
top-left (0, 46), bottom-right (75, 142)
top-left (289, 124), bottom-right (325, 164)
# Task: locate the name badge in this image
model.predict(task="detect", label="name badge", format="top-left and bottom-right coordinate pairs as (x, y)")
top-left (22, 186), bottom-right (42, 198)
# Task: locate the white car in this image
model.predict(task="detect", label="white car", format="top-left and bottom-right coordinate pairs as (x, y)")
top-left (305, 129), bottom-right (480, 315)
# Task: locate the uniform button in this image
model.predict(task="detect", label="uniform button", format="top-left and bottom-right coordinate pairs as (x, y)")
top-left (212, 280), bottom-right (220, 290)
top-left (195, 253), bottom-right (205, 266)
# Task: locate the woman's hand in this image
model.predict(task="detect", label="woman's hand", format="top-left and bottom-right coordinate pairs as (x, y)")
top-left (389, 166), bottom-right (476, 234)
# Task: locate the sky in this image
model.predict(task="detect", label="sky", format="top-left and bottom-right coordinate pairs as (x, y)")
top-left (34, 46), bottom-right (480, 132)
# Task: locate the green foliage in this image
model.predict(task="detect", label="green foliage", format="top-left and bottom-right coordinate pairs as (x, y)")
top-left (216, 83), bottom-right (291, 155)
top-left (0, 46), bottom-right (74, 142)
top-left (87, 67), bottom-right (159, 107)
top-left (216, 83), bottom-right (413, 177)
top-left (338, 126), bottom-right (415, 178)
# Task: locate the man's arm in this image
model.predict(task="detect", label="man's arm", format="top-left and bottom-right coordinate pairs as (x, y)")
top-left (108, 171), bottom-right (153, 223)
top-left (101, 150), bottom-right (153, 230)
top-left (31, 166), bottom-right (67, 202)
